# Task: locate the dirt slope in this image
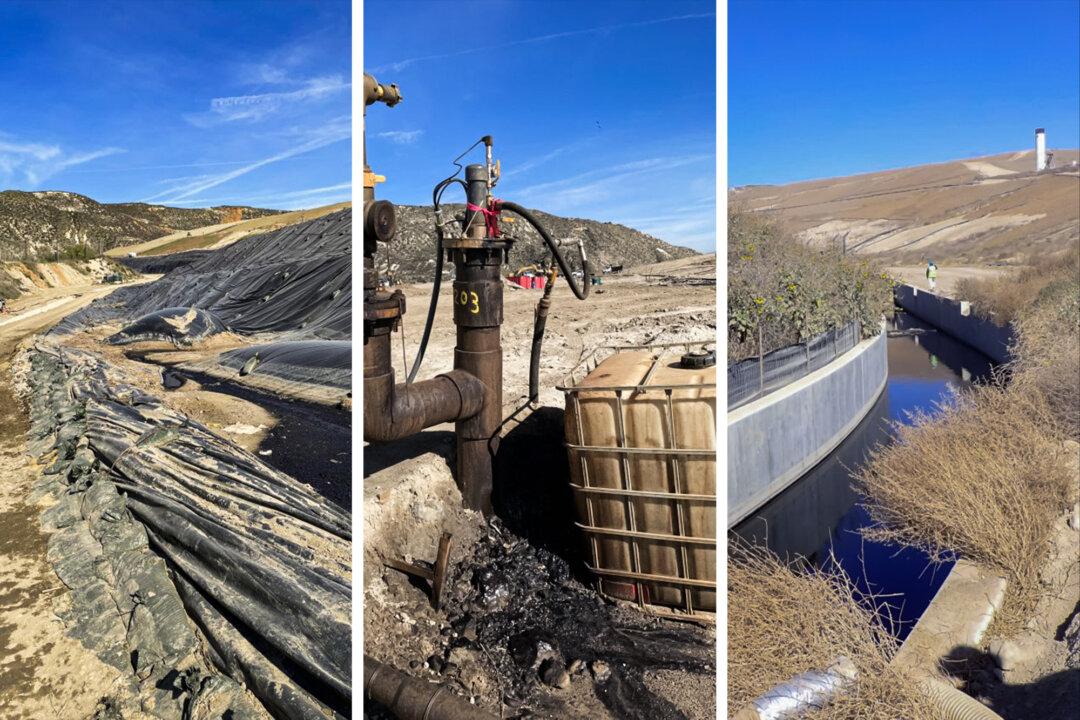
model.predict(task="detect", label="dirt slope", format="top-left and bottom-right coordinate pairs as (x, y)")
top-left (0, 282), bottom-right (147, 719)
top-left (732, 149), bottom-right (1080, 264)
top-left (105, 201), bottom-right (350, 258)
top-left (0, 190), bottom-right (280, 259)
top-left (1, 258), bottom-right (134, 300)
top-left (384, 204), bottom-right (699, 282)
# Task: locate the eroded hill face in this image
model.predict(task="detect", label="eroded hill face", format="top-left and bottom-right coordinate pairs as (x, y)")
top-left (0, 190), bottom-right (282, 259)
top-left (732, 149), bottom-right (1080, 264)
top-left (382, 204), bottom-right (699, 282)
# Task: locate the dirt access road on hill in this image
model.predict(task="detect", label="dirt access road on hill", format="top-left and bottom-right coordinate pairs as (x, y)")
top-left (0, 280), bottom-right (149, 719)
top-left (887, 264), bottom-right (1007, 298)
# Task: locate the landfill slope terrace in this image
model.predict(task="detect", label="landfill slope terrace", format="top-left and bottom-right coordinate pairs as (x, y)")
top-left (59, 209), bottom-right (351, 342)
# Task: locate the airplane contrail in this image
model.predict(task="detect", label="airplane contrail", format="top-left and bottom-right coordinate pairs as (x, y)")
top-left (369, 13), bottom-right (714, 73)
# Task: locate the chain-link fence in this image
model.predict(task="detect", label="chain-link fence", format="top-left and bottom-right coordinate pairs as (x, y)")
top-left (728, 320), bottom-right (862, 409)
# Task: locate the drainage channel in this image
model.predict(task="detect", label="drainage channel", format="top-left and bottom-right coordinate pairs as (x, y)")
top-left (733, 311), bottom-right (996, 639)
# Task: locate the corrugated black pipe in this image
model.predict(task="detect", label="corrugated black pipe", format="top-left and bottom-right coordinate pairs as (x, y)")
top-left (364, 656), bottom-right (496, 720)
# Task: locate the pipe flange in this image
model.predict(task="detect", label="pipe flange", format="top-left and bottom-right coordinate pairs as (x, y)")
top-left (364, 289), bottom-right (406, 322)
top-left (442, 238), bottom-right (513, 251)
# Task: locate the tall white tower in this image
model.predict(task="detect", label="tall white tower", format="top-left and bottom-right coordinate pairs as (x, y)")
top-left (1035, 128), bottom-right (1047, 171)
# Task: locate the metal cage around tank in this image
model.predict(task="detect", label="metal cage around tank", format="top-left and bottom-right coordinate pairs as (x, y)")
top-left (557, 341), bottom-right (717, 624)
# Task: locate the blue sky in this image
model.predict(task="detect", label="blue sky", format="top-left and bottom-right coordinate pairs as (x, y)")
top-left (730, 0), bottom-right (1080, 187)
top-left (364, 0), bottom-right (716, 251)
top-left (0, 0), bottom-right (350, 209)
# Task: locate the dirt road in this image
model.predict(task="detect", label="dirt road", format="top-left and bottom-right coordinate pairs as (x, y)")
top-left (0, 282), bottom-right (147, 718)
top-left (888, 264), bottom-right (1008, 298)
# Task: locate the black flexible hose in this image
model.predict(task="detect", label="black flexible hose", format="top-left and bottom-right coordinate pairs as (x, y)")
top-left (497, 201), bottom-right (591, 402)
top-left (408, 178), bottom-right (465, 383)
top-left (528, 269), bottom-right (556, 402)
top-left (498, 201), bottom-right (591, 300)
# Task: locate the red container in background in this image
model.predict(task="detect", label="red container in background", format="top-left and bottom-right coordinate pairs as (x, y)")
top-left (535, 275), bottom-right (546, 290)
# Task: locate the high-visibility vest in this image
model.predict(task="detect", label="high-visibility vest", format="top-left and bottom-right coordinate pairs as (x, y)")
top-left (927, 265), bottom-right (938, 279)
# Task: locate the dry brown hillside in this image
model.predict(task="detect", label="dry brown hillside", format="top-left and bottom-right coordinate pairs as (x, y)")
top-left (732, 149), bottom-right (1080, 264)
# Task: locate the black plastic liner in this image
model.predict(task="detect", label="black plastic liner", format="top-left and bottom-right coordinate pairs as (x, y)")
top-left (107, 306), bottom-right (226, 346)
top-left (121, 250), bottom-right (212, 275)
top-left (217, 340), bottom-right (351, 390)
top-left (55, 209), bottom-right (351, 341)
top-left (28, 345), bottom-right (351, 719)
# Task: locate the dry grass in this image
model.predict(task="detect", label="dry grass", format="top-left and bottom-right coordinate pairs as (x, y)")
top-left (955, 273), bottom-right (1047, 325)
top-left (855, 386), bottom-right (1077, 637)
top-left (955, 246), bottom-right (1080, 326)
top-left (728, 543), bottom-right (938, 719)
top-left (1009, 270), bottom-right (1080, 441)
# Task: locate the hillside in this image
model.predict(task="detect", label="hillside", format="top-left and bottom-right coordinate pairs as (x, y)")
top-left (382, 204), bottom-right (699, 282)
top-left (0, 190), bottom-right (281, 260)
top-left (105, 201), bottom-right (350, 258)
top-left (731, 149), bottom-right (1080, 264)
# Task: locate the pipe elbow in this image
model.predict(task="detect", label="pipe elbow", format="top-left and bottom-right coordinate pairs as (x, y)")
top-left (364, 370), bottom-right (485, 443)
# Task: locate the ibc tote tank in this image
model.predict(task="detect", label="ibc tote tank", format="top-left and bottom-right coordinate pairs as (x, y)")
top-left (560, 344), bottom-right (716, 622)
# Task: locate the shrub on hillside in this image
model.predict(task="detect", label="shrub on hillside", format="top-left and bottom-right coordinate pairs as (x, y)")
top-left (1010, 268), bottom-right (1080, 440)
top-left (0, 273), bottom-right (21, 300)
top-left (59, 244), bottom-right (98, 261)
top-left (728, 209), bottom-right (893, 361)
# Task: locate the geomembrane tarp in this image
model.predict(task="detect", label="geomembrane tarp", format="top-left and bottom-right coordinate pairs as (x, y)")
top-left (28, 345), bottom-right (351, 719)
top-left (728, 321), bottom-right (861, 409)
top-left (107, 306), bottom-right (226, 346)
top-left (55, 209), bottom-right (351, 342)
top-left (28, 209), bottom-right (354, 718)
top-left (217, 340), bottom-right (351, 390)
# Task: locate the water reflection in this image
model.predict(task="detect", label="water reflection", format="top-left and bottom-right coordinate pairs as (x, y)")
top-left (732, 312), bottom-right (995, 639)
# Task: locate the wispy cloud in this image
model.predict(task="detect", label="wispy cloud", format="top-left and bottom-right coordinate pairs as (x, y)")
top-left (507, 154), bottom-right (714, 250)
top-left (376, 129), bottom-right (423, 145)
top-left (145, 120), bottom-right (349, 203)
top-left (513, 154), bottom-right (711, 208)
top-left (66, 156), bottom-right (314, 174)
top-left (0, 137), bottom-right (124, 187)
top-left (502, 145), bottom-right (572, 178)
top-left (187, 74), bottom-right (349, 126)
top-left (370, 13), bottom-right (714, 73)
top-left (163, 182), bottom-right (351, 207)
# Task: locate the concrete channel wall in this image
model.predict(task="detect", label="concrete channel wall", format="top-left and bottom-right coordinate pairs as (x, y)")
top-left (728, 328), bottom-right (888, 527)
top-left (894, 284), bottom-right (1014, 364)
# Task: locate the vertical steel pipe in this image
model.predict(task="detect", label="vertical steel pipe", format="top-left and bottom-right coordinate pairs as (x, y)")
top-left (450, 164), bottom-right (504, 515)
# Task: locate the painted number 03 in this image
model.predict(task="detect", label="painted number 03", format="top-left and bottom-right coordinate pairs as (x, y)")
top-left (458, 290), bottom-right (480, 314)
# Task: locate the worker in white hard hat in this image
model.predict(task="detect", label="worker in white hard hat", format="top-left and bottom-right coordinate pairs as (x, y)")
top-left (925, 260), bottom-right (938, 292)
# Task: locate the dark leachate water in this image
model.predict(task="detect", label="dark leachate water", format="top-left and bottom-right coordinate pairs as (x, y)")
top-left (733, 311), bottom-right (996, 640)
